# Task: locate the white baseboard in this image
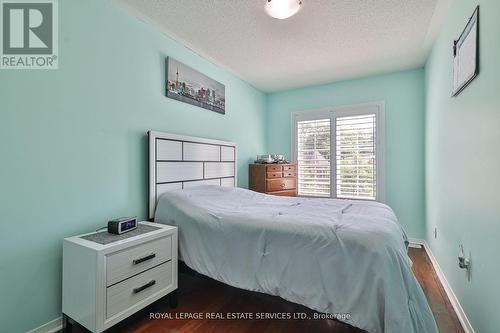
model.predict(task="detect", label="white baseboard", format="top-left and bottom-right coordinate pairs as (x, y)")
top-left (27, 316), bottom-right (62, 333)
top-left (409, 238), bottom-right (475, 333)
top-left (408, 237), bottom-right (424, 248)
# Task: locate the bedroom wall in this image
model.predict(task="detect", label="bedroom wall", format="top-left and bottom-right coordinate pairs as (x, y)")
top-left (424, 0), bottom-right (500, 332)
top-left (266, 69), bottom-right (426, 238)
top-left (0, 1), bottom-right (267, 332)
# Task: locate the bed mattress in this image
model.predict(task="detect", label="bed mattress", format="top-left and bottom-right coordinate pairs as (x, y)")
top-left (154, 185), bottom-right (438, 333)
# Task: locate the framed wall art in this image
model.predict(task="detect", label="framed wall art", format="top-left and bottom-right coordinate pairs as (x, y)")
top-left (166, 57), bottom-right (226, 114)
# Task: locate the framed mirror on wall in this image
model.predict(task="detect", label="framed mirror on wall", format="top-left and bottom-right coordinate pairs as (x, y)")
top-left (452, 6), bottom-right (479, 97)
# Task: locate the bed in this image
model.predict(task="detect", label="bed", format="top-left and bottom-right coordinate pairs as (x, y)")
top-left (148, 131), bottom-right (439, 333)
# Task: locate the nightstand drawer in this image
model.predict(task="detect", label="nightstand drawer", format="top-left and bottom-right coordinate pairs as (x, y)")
top-left (106, 261), bottom-right (173, 319)
top-left (106, 236), bottom-right (172, 286)
top-left (266, 178), bottom-right (295, 192)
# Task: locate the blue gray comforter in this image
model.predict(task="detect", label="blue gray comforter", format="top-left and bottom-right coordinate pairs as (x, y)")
top-left (155, 186), bottom-right (438, 333)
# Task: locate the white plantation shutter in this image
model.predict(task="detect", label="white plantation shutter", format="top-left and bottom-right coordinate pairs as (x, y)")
top-left (335, 114), bottom-right (377, 200)
top-left (297, 119), bottom-right (331, 197)
top-left (294, 103), bottom-right (384, 201)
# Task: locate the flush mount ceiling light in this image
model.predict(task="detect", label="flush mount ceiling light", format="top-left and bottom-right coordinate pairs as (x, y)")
top-left (265, 0), bottom-right (303, 20)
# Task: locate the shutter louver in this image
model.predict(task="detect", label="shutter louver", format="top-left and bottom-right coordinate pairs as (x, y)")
top-left (335, 114), bottom-right (376, 200)
top-left (297, 119), bottom-right (331, 197)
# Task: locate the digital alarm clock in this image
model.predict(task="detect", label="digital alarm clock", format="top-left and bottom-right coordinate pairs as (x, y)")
top-left (107, 217), bottom-right (137, 234)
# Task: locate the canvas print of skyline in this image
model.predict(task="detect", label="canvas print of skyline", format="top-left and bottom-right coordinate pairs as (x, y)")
top-left (166, 57), bottom-right (225, 114)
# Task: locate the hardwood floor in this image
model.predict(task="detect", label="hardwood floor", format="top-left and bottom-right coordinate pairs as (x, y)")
top-left (68, 247), bottom-right (463, 333)
top-left (409, 247), bottom-right (464, 333)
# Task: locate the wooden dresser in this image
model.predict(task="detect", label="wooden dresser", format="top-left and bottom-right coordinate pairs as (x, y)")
top-left (249, 163), bottom-right (297, 197)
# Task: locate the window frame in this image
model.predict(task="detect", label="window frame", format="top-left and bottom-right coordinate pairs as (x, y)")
top-left (291, 102), bottom-right (385, 202)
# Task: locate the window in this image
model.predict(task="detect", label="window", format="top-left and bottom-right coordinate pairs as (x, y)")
top-left (336, 114), bottom-right (377, 200)
top-left (293, 103), bottom-right (384, 201)
top-left (297, 118), bottom-right (331, 197)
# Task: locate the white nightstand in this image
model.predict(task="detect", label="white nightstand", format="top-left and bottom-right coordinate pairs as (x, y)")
top-left (62, 222), bottom-right (178, 333)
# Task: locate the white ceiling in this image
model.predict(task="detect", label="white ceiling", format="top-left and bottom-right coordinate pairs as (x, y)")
top-left (115, 0), bottom-right (451, 92)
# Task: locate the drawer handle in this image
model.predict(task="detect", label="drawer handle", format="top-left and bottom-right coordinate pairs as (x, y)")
top-left (133, 253), bottom-right (156, 265)
top-left (133, 280), bottom-right (156, 294)
top-left (280, 183), bottom-right (285, 187)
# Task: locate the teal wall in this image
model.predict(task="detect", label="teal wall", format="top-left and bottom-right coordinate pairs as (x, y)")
top-left (425, 1), bottom-right (500, 332)
top-left (3, 0), bottom-right (497, 332)
top-left (0, 1), bottom-right (267, 332)
top-left (267, 69), bottom-right (426, 238)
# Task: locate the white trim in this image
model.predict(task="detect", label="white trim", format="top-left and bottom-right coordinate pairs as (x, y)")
top-left (422, 0), bottom-right (453, 53)
top-left (408, 237), bottom-right (426, 247)
top-left (291, 101), bottom-right (385, 202)
top-left (112, 0), bottom-right (254, 90)
top-left (409, 239), bottom-right (475, 333)
top-left (408, 242), bottom-right (423, 249)
top-left (27, 317), bottom-right (62, 333)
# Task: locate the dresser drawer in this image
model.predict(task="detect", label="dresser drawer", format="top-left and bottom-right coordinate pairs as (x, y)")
top-left (282, 165), bottom-right (296, 171)
top-left (283, 171), bottom-right (296, 178)
top-left (106, 261), bottom-right (173, 319)
top-left (266, 171), bottom-right (283, 178)
top-left (267, 178), bottom-right (296, 192)
top-left (269, 190), bottom-right (297, 197)
top-left (106, 236), bottom-right (171, 286)
top-left (266, 164), bottom-right (282, 172)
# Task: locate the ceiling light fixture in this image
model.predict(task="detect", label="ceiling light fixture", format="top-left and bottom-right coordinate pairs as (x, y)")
top-left (265, 0), bottom-right (303, 20)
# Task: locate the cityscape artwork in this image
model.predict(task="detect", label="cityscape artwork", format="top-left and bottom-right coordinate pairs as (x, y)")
top-left (166, 57), bottom-right (225, 114)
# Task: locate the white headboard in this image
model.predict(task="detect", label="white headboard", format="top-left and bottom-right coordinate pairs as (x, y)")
top-left (148, 130), bottom-right (237, 218)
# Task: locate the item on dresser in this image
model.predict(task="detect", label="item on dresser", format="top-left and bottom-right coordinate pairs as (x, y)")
top-left (255, 154), bottom-right (289, 164)
top-left (249, 163), bottom-right (297, 197)
top-left (62, 221), bottom-right (178, 333)
top-left (271, 154), bottom-right (285, 163)
top-left (255, 154), bottom-right (274, 164)
top-left (107, 216), bottom-right (137, 235)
